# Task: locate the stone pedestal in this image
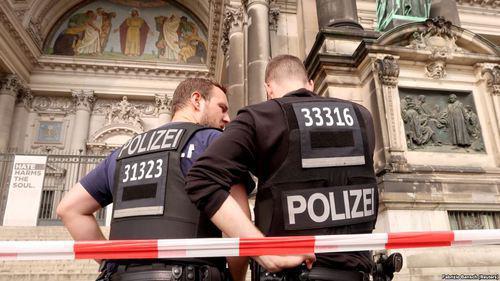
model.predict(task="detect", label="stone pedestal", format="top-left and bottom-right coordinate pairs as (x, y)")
top-left (430, 0), bottom-right (461, 27)
top-left (71, 90), bottom-right (95, 153)
top-left (316, 0), bottom-right (363, 29)
top-left (0, 75), bottom-right (23, 152)
top-left (245, 0), bottom-right (270, 105)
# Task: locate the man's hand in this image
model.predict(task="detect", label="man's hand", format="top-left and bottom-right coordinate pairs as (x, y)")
top-left (253, 254), bottom-right (316, 273)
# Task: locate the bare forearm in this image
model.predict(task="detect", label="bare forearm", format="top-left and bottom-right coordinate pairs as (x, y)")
top-left (60, 213), bottom-right (106, 241)
top-left (211, 195), bottom-right (263, 238)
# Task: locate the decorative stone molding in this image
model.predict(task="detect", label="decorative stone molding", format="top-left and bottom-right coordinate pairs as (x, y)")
top-left (481, 64), bottom-right (500, 95)
top-left (425, 60), bottom-right (447, 79)
top-left (456, 0), bottom-right (500, 8)
top-left (207, 0), bottom-right (224, 75)
top-left (27, 18), bottom-right (43, 51)
top-left (221, 5), bottom-right (244, 55)
top-left (407, 17), bottom-right (462, 57)
top-left (36, 56), bottom-right (212, 78)
top-left (32, 96), bottom-right (74, 114)
top-left (0, 74), bottom-right (23, 96)
top-left (373, 56), bottom-right (400, 86)
top-left (71, 90), bottom-right (95, 112)
top-left (406, 17), bottom-right (463, 78)
top-left (0, 9), bottom-right (38, 65)
top-left (155, 94), bottom-right (172, 115)
top-left (269, 2), bottom-right (280, 31)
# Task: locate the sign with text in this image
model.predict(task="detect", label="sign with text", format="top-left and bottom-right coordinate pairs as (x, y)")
top-left (3, 155), bottom-right (47, 226)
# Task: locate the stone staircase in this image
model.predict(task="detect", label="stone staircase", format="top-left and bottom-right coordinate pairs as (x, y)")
top-left (0, 226), bottom-right (109, 281)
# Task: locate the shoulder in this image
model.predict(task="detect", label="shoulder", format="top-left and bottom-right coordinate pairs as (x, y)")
top-left (237, 100), bottom-right (281, 119)
top-left (189, 128), bottom-right (222, 145)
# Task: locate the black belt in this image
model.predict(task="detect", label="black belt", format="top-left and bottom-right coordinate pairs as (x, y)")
top-left (306, 267), bottom-right (369, 281)
top-left (252, 262), bottom-right (369, 281)
top-left (98, 261), bottom-right (225, 281)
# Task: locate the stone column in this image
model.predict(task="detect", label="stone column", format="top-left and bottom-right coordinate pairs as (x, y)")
top-left (222, 3), bottom-right (245, 116)
top-left (430, 0), bottom-right (461, 27)
top-left (245, 0), bottom-right (271, 105)
top-left (71, 90), bottom-right (95, 153)
top-left (480, 64), bottom-right (500, 165)
top-left (155, 94), bottom-right (172, 126)
top-left (8, 89), bottom-right (33, 152)
top-left (0, 75), bottom-right (23, 152)
top-left (372, 55), bottom-right (407, 170)
top-left (316, 0), bottom-right (363, 29)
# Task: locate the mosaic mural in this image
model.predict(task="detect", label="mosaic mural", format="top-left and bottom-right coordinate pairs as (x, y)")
top-left (45, 0), bottom-right (207, 64)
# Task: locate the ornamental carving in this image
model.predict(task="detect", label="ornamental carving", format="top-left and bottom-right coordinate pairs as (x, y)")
top-left (406, 17), bottom-right (463, 60)
top-left (269, 4), bottom-right (281, 31)
top-left (33, 96), bottom-right (74, 114)
top-left (400, 90), bottom-right (484, 152)
top-left (0, 74), bottom-right (23, 96)
top-left (374, 56), bottom-right (400, 86)
top-left (104, 97), bottom-right (143, 130)
top-left (456, 0), bottom-right (500, 8)
top-left (16, 89), bottom-right (33, 109)
top-left (482, 64), bottom-right (500, 95)
top-left (425, 60), bottom-right (446, 79)
top-left (155, 94), bottom-right (172, 115)
top-left (221, 5), bottom-right (244, 55)
top-left (72, 90), bottom-right (95, 111)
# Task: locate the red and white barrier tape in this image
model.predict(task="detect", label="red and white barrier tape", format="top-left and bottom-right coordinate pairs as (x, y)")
top-left (0, 230), bottom-right (499, 261)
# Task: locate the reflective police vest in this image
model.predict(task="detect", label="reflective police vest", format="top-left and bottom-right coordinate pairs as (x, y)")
top-left (110, 123), bottom-right (221, 241)
top-left (255, 96), bottom-right (378, 236)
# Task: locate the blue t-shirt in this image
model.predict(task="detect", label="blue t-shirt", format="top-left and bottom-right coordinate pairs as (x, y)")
top-left (80, 125), bottom-right (222, 207)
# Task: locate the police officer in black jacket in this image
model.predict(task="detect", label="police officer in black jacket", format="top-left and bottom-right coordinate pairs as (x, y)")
top-left (186, 55), bottom-right (379, 280)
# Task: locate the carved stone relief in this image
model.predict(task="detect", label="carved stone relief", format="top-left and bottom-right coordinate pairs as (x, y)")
top-left (400, 89), bottom-right (484, 152)
top-left (155, 94), bottom-right (172, 115)
top-left (425, 60), bottom-right (446, 79)
top-left (32, 96), bottom-right (74, 114)
top-left (93, 96), bottom-right (157, 131)
top-left (406, 17), bottom-right (464, 80)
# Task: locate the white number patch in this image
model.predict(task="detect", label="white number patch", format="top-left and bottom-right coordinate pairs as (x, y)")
top-left (122, 159), bottom-right (164, 183)
top-left (300, 106), bottom-right (354, 127)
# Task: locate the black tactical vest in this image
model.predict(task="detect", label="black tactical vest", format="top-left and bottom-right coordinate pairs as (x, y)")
top-left (255, 96), bottom-right (378, 237)
top-left (110, 122), bottom-right (222, 253)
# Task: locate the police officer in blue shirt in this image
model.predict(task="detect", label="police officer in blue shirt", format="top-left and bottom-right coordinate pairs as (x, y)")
top-left (57, 78), bottom-right (252, 281)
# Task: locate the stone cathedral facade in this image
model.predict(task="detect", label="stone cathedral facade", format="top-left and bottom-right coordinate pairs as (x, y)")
top-left (0, 0), bottom-right (499, 280)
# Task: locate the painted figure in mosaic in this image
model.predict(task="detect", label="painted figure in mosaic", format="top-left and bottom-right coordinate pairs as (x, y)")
top-left (98, 8), bottom-right (116, 53)
top-left (444, 94), bottom-right (471, 146)
top-left (155, 14), bottom-right (181, 60)
top-left (115, 9), bottom-right (150, 56)
top-left (177, 16), bottom-right (207, 63)
top-left (53, 10), bottom-right (94, 55)
top-left (76, 10), bottom-right (101, 55)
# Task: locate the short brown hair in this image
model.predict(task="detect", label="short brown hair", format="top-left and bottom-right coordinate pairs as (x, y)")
top-left (171, 78), bottom-right (226, 114)
top-left (265, 55), bottom-right (308, 84)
